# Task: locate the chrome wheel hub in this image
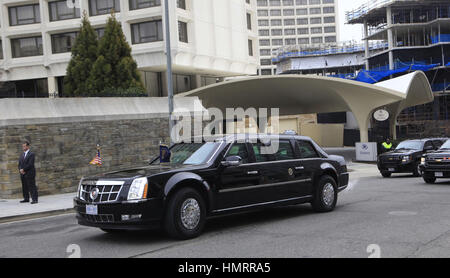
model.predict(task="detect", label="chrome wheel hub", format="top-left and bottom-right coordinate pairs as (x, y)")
top-left (322, 183), bottom-right (335, 207)
top-left (180, 198), bottom-right (201, 230)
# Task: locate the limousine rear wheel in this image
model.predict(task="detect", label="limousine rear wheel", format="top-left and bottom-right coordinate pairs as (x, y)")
top-left (311, 175), bottom-right (338, 213)
top-left (164, 187), bottom-right (206, 240)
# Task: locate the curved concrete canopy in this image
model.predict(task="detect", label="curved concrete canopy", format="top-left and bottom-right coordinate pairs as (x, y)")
top-left (180, 71), bottom-right (433, 142)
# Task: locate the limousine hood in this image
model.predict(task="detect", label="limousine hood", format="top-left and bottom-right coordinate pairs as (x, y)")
top-left (85, 164), bottom-right (203, 180)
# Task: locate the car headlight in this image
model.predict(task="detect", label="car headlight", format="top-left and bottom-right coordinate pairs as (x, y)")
top-left (421, 157), bottom-right (426, 165)
top-left (77, 179), bottom-right (83, 198)
top-left (127, 177), bottom-right (148, 200)
top-left (402, 156), bottom-right (411, 162)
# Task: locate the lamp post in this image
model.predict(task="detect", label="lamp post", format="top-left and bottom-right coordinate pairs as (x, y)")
top-left (164, 0), bottom-right (174, 145)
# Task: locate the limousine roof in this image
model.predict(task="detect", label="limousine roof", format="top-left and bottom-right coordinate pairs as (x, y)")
top-left (180, 72), bottom-right (433, 143)
top-left (192, 134), bottom-right (314, 142)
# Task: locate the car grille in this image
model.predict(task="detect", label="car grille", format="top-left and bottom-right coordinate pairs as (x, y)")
top-left (381, 156), bottom-right (402, 164)
top-left (79, 213), bottom-right (115, 223)
top-left (427, 157), bottom-right (450, 167)
top-left (80, 181), bottom-right (124, 203)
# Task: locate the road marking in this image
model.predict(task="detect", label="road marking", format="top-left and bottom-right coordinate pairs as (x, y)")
top-left (388, 211), bottom-right (418, 216)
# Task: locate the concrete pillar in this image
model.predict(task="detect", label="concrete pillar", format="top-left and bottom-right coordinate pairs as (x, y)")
top-left (48, 76), bottom-right (58, 98)
top-left (387, 6), bottom-right (395, 70)
top-left (389, 116), bottom-right (397, 140)
top-left (363, 20), bottom-right (370, 70)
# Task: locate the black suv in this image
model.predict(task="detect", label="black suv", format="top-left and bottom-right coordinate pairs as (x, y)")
top-left (420, 140), bottom-right (450, 184)
top-left (74, 134), bottom-right (349, 239)
top-left (377, 138), bottom-right (447, 178)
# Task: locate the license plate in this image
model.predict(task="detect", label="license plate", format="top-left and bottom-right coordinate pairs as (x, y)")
top-left (435, 172), bottom-right (444, 177)
top-left (86, 205), bottom-right (98, 215)
top-left (388, 168), bottom-right (395, 172)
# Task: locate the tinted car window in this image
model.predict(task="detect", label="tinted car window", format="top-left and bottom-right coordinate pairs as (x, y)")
top-left (252, 142), bottom-right (275, 162)
top-left (433, 140), bottom-right (444, 149)
top-left (275, 140), bottom-right (295, 161)
top-left (424, 141), bottom-right (434, 150)
top-left (395, 141), bottom-right (423, 151)
top-left (226, 143), bottom-right (249, 164)
top-left (151, 142), bottom-right (219, 165)
top-left (297, 140), bottom-right (319, 158)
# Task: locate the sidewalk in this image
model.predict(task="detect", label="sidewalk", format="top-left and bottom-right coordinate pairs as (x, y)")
top-left (0, 192), bottom-right (75, 223)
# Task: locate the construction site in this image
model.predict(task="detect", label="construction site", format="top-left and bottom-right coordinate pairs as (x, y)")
top-left (346, 0), bottom-right (449, 139)
top-left (273, 0), bottom-right (449, 141)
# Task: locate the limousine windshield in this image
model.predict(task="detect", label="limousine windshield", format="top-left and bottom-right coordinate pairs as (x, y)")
top-left (152, 142), bottom-right (220, 165)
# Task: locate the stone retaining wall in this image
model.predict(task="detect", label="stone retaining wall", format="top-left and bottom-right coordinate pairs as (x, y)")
top-left (0, 118), bottom-right (170, 199)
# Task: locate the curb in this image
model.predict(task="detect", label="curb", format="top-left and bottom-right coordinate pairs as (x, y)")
top-left (0, 208), bottom-right (74, 224)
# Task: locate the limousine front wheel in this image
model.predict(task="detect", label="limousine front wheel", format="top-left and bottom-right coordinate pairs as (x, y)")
top-left (311, 175), bottom-right (338, 213)
top-left (164, 187), bottom-right (206, 240)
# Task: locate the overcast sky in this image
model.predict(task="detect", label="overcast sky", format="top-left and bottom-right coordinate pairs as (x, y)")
top-left (338, 0), bottom-right (369, 43)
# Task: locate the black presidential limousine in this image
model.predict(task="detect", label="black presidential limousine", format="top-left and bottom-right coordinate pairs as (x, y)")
top-left (74, 135), bottom-right (349, 239)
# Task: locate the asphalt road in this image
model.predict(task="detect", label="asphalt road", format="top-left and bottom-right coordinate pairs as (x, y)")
top-left (1, 163), bottom-right (450, 258)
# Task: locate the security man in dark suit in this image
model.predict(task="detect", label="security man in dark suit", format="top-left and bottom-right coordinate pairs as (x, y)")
top-left (19, 141), bottom-right (38, 204)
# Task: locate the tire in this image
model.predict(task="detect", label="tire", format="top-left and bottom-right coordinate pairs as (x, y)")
top-left (381, 172), bottom-right (392, 178)
top-left (423, 175), bottom-right (436, 184)
top-left (311, 175), bottom-right (338, 213)
top-left (164, 187), bottom-right (206, 240)
top-left (412, 163), bottom-right (421, 177)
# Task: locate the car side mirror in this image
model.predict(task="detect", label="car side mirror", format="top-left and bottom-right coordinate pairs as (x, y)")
top-left (221, 156), bottom-right (242, 167)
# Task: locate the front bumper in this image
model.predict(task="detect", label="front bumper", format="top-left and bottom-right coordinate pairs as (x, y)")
top-left (377, 161), bottom-right (415, 173)
top-left (420, 164), bottom-right (450, 179)
top-left (74, 198), bottom-right (164, 230)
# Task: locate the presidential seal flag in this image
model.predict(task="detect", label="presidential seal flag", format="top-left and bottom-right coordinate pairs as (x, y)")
top-left (90, 147), bottom-right (102, 166)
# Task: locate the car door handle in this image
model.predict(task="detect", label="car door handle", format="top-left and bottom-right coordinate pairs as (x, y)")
top-left (247, 171), bottom-right (259, 175)
top-left (295, 166), bottom-right (304, 170)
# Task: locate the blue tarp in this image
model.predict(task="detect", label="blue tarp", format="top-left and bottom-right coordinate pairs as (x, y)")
top-left (446, 62), bottom-right (450, 67)
top-left (354, 67), bottom-right (410, 84)
top-left (431, 34), bottom-right (450, 44)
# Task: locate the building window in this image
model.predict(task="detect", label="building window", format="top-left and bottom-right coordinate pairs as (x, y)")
top-left (261, 69), bottom-right (272, 75)
top-left (259, 29), bottom-right (270, 36)
top-left (324, 26), bottom-right (336, 33)
top-left (311, 37), bottom-right (323, 44)
top-left (297, 28), bottom-right (308, 34)
top-left (131, 20), bottom-right (163, 44)
top-left (9, 4), bottom-right (41, 26)
top-left (325, 36), bottom-right (336, 43)
top-left (177, 0), bottom-right (186, 10)
top-left (0, 41), bottom-right (3, 59)
top-left (178, 21), bottom-right (188, 43)
top-left (11, 36), bottom-right (43, 58)
top-left (52, 32), bottom-right (78, 53)
top-left (284, 29), bottom-right (295, 35)
top-left (247, 13), bottom-right (252, 30)
top-left (271, 29), bottom-right (282, 36)
top-left (260, 49), bottom-right (270, 56)
top-left (297, 18), bottom-right (308, 25)
top-left (283, 9), bottom-right (294, 16)
top-left (271, 19), bottom-right (282, 26)
top-left (284, 19), bottom-right (295, 26)
top-left (258, 19), bottom-right (269, 26)
top-left (296, 8), bottom-right (307, 15)
top-left (49, 0), bottom-right (80, 21)
top-left (323, 7), bottom-right (335, 14)
top-left (285, 38), bottom-right (296, 45)
top-left (298, 38), bottom-right (309, 44)
top-left (257, 10), bottom-right (269, 16)
top-left (89, 0), bottom-right (120, 16)
top-left (261, 59), bottom-right (271, 66)
top-left (309, 0), bottom-right (320, 4)
top-left (322, 0), bottom-right (334, 3)
top-left (270, 9), bottom-right (281, 16)
top-left (96, 28), bottom-right (105, 38)
top-left (129, 0), bottom-right (161, 10)
top-left (257, 0), bottom-right (268, 7)
top-left (269, 0), bottom-right (281, 6)
top-left (248, 40), bottom-right (254, 56)
top-left (310, 17), bottom-right (321, 24)
top-left (310, 7), bottom-right (321, 14)
top-left (259, 39), bottom-right (270, 46)
top-left (324, 16), bottom-right (335, 23)
top-left (272, 39), bottom-right (283, 46)
top-left (311, 27), bottom-right (322, 34)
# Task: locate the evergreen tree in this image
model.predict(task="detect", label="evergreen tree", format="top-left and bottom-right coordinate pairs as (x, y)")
top-left (87, 13), bottom-right (145, 96)
top-left (64, 11), bottom-right (98, 97)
